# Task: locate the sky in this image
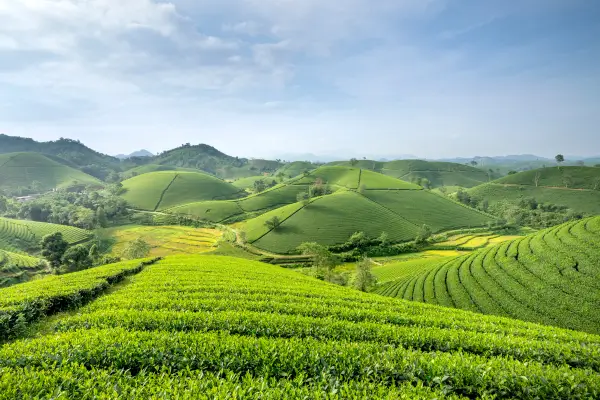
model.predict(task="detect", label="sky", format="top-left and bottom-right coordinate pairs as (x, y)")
top-left (0, 0), bottom-right (599, 159)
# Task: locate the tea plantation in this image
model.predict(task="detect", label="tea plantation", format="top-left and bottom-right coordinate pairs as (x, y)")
top-left (1, 255), bottom-right (599, 398)
top-left (375, 216), bottom-right (600, 334)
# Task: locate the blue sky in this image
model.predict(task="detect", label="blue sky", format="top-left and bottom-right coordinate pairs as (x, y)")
top-left (0, 0), bottom-right (599, 159)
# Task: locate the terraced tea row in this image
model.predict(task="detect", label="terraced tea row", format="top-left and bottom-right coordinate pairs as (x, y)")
top-left (0, 217), bottom-right (92, 253)
top-left (376, 217), bottom-right (600, 334)
top-left (1, 255), bottom-right (599, 398)
top-left (0, 258), bottom-right (158, 339)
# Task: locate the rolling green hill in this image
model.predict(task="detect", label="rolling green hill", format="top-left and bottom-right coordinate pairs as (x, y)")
top-left (166, 166), bottom-right (422, 223)
top-left (331, 160), bottom-right (490, 188)
top-left (247, 189), bottom-right (491, 254)
top-left (466, 167), bottom-right (600, 215)
top-left (275, 161), bottom-right (317, 178)
top-left (0, 217), bottom-right (93, 253)
top-left (468, 183), bottom-right (600, 215)
top-left (121, 164), bottom-right (201, 179)
top-left (0, 152), bottom-right (101, 192)
top-left (375, 217), bottom-right (600, 334)
top-left (1, 255), bottom-right (599, 398)
top-left (493, 166), bottom-right (600, 189)
top-left (121, 171), bottom-right (243, 211)
top-left (0, 135), bottom-right (119, 169)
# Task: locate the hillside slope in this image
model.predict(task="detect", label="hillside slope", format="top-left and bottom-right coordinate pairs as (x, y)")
top-left (247, 189), bottom-right (491, 254)
top-left (0, 217), bottom-right (93, 253)
top-left (122, 171), bottom-right (239, 211)
top-left (466, 167), bottom-right (600, 215)
top-left (375, 217), bottom-right (600, 334)
top-left (331, 159), bottom-right (490, 188)
top-left (1, 255), bottom-right (599, 398)
top-left (0, 134), bottom-right (119, 168)
top-left (0, 152), bottom-right (101, 191)
top-left (493, 166), bottom-right (600, 189)
top-left (121, 171), bottom-right (243, 211)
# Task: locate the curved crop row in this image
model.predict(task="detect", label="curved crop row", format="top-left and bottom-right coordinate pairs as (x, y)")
top-left (377, 216), bottom-right (600, 334)
top-left (1, 255), bottom-right (599, 398)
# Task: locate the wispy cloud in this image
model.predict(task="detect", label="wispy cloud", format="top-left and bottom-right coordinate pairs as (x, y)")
top-left (0, 0), bottom-right (598, 158)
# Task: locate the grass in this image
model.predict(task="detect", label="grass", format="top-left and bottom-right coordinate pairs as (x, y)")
top-left (231, 176), bottom-right (277, 190)
top-left (121, 171), bottom-right (242, 211)
top-left (292, 166), bottom-right (361, 188)
top-left (1, 255), bottom-right (599, 398)
top-left (103, 225), bottom-right (222, 257)
top-left (468, 182), bottom-right (600, 214)
top-left (375, 216), bottom-right (600, 334)
top-left (0, 152), bottom-right (100, 191)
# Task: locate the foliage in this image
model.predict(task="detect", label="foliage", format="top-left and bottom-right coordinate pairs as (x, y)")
top-left (415, 224), bottom-right (432, 244)
top-left (264, 216), bottom-right (281, 230)
top-left (40, 232), bottom-right (69, 269)
top-left (1, 255), bottom-right (600, 398)
top-left (352, 257), bottom-right (377, 291)
top-left (61, 244), bottom-right (92, 272)
top-left (122, 238), bottom-right (151, 260)
top-left (297, 242), bottom-right (339, 280)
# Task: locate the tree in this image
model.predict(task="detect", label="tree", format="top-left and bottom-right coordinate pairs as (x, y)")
top-left (488, 169), bottom-right (494, 181)
top-left (88, 243), bottom-right (99, 262)
top-left (296, 191), bottom-right (311, 206)
top-left (415, 224), bottom-right (432, 244)
top-left (253, 179), bottom-right (267, 193)
top-left (533, 171), bottom-right (541, 187)
top-left (438, 186), bottom-right (448, 195)
top-left (0, 196), bottom-right (7, 213)
top-left (555, 154), bottom-right (565, 169)
top-left (96, 207), bottom-right (108, 228)
top-left (41, 232), bottom-right (69, 269)
top-left (353, 257), bottom-right (377, 292)
top-left (562, 174), bottom-right (573, 188)
top-left (349, 158), bottom-right (358, 167)
top-left (276, 172), bottom-right (286, 182)
top-left (470, 160), bottom-right (478, 167)
top-left (358, 184), bottom-right (367, 194)
top-left (61, 244), bottom-right (92, 272)
top-left (264, 216), bottom-right (281, 230)
top-left (297, 242), bottom-right (339, 279)
top-left (122, 237), bottom-right (151, 259)
top-left (594, 177), bottom-right (600, 190)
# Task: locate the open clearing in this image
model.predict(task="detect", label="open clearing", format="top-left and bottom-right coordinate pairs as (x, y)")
top-left (105, 225), bottom-right (222, 257)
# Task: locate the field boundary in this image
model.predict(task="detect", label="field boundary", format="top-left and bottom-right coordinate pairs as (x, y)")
top-left (153, 174), bottom-right (179, 211)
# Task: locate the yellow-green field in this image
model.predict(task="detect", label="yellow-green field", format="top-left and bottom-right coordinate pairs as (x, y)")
top-left (105, 225), bottom-right (222, 257)
top-left (435, 233), bottom-right (520, 249)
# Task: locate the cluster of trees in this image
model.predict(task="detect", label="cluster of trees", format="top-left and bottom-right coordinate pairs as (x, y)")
top-left (455, 190), bottom-right (583, 229)
top-left (1, 189), bottom-right (130, 229)
top-left (297, 242), bottom-right (377, 291)
top-left (487, 198), bottom-right (583, 229)
top-left (40, 232), bottom-right (151, 273)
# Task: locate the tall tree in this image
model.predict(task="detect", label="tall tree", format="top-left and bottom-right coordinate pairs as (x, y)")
top-left (353, 257), bottom-right (377, 292)
top-left (555, 154), bottom-right (565, 169)
top-left (122, 237), bottom-right (151, 259)
top-left (297, 242), bottom-right (339, 279)
top-left (62, 244), bottom-right (92, 272)
top-left (349, 158), bottom-right (358, 167)
top-left (41, 232), bottom-right (69, 269)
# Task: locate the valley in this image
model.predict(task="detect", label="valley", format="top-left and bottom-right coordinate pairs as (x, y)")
top-left (0, 134), bottom-right (599, 398)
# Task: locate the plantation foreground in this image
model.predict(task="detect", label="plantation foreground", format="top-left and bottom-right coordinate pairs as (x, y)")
top-left (1, 256), bottom-right (599, 399)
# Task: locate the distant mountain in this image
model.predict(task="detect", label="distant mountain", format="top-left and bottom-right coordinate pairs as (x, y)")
top-left (274, 153), bottom-right (418, 163)
top-left (0, 134), bottom-right (119, 168)
top-left (114, 149), bottom-right (154, 159)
